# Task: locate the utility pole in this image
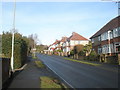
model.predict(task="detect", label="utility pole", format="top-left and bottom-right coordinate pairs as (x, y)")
top-left (11, 0), bottom-right (16, 72)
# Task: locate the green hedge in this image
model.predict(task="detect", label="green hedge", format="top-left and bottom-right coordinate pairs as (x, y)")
top-left (2, 32), bottom-right (29, 69)
top-left (84, 50), bottom-right (99, 61)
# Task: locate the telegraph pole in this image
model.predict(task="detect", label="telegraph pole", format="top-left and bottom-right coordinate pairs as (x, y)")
top-left (11, 0), bottom-right (16, 72)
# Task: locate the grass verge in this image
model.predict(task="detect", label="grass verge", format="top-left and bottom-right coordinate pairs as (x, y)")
top-left (64, 58), bottom-right (100, 66)
top-left (32, 56), bottom-right (38, 59)
top-left (40, 76), bottom-right (62, 88)
top-left (35, 61), bottom-right (45, 68)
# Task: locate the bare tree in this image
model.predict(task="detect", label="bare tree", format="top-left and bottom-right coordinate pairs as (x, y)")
top-left (28, 33), bottom-right (39, 57)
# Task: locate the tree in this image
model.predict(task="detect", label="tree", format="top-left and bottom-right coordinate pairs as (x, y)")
top-left (83, 41), bottom-right (92, 56)
top-left (36, 44), bottom-right (48, 52)
top-left (88, 50), bottom-right (98, 61)
top-left (28, 34), bottom-right (35, 49)
top-left (73, 44), bottom-right (84, 59)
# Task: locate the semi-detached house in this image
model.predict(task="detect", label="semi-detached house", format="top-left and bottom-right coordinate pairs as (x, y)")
top-left (90, 16), bottom-right (120, 56)
top-left (62, 32), bottom-right (89, 54)
top-left (48, 32), bottom-right (89, 55)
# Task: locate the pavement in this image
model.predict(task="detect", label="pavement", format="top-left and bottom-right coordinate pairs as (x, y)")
top-left (8, 57), bottom-right (41, 88)
top-left (8, 56), bottom-right (65, 89)
top-left (36, 53), bottom-right (119, 88)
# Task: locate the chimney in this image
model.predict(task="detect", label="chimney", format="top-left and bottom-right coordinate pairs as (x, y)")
top-left (72, 32), bottom-right (76, 35)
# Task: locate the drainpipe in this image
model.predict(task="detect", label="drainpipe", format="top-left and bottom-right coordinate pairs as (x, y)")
top-left (108, 31), bottom-right (111, 56)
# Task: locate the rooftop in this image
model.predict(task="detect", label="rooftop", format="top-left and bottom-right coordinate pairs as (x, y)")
top-left (90, 15), bottom-right (120, 39)
top-left (68, 32), bottom-right (88, 41)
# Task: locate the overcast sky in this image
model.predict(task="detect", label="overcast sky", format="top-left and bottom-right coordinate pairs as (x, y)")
top-left (2, 2), bottom-right (118, 45)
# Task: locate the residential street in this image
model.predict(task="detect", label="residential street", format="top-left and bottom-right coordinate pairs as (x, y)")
top-left (37, 53), bottom-right (118, 88)
top-left (8, 57), bottom-right (61, 88)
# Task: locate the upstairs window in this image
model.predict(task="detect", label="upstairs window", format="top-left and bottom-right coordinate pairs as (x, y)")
top-left (113, 28), bottom-right (118, 37)
top-left (108, 30), bottom-right (113, 40)
top-left (101, 32), bottom-right (108, 41)
top-left (91, 38), bottom-right (94, 43)
top-left (118, 27), bottom-right (120, 36)
top-left (98, 35), bottom-right (101, 41)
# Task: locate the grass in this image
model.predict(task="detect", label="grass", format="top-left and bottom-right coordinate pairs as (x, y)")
top-left (64, 58), bottom-right (100, 66)
top-left (40, 76), bottom-right (61, 88)
top-left (35, 61), bottom-right (45, 68)
top-left (32, 56), bottom-right (38, 59)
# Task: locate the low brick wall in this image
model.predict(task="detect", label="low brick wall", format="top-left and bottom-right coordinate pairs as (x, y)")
top-left (106, 55), bottom-right (118, 64)
top-left (118, 54), bottom-right (120, 65)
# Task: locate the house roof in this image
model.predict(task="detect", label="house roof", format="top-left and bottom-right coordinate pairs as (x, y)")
top-left (90, 15), bottom-right (120, 39)
top-left (52, 39), bottom-right (60, 45)
top-left (60, 37), bottom-right (68, 42)
top-left (68, 32), bottom-right (88, 41)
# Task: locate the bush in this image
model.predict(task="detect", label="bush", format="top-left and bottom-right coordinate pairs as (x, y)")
top-left (78, 51), bottom-right (85, 56)
top-left (70, 50), bottom-right (74, 56)
top-left (87, 50), bottom-right (99, 61)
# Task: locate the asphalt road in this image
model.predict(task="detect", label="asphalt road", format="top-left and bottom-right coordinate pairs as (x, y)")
top-left (36, 53), bottom-right (118, 88)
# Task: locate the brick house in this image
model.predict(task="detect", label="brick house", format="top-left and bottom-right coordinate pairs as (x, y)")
top-left (90, 16), bottom-right (120, 56)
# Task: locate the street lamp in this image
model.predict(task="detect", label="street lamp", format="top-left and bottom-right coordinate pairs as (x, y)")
top-left (11, 0), bottom-right (16, 72)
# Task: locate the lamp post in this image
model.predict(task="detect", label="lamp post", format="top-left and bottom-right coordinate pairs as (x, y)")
top-left (11, 0), bottom-right (16, 72)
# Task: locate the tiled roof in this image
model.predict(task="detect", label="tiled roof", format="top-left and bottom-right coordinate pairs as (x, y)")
top-left (61, 37), bottom-right (68, 42)
top-left (68, 32), bottom-right (88, 40)
top-left (52, 40), bottom-right (60, 45)
top-left (90, 15), bottom-right (120, 39)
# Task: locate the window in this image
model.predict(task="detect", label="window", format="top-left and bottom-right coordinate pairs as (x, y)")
top-left (116, 46), bottom-right (120, 53)
top-left (102, 45), bottom-right (109, 54)
top-left (101, 32), bottom-right (108, 41)
top-left (75, 41), bottom-right (79, 45)
top-left (78, 41), bottom-right (81, 44)
top-left (98, 46), bottom-right (102, 54)
top-left (102, 44), bottom-right (114, 54)
top-left (115, 43), bottom-right (120, 53)
top-left (98, 35), bottom-right (101, 41)
top-left (113, 28), bottom-right (118, 37)
top-left (91, 38), bottom-right (94, 43)
top-left (108, 43), bottom-right (114, 53)
top-left (118, 27), bottom-right (120, 36)
top-left (109, 30), bottom-right (113, 39)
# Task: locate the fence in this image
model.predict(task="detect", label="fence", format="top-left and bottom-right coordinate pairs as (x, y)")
top-left (0, 58), bottom-right (2, 90)
top-left (1, 58), bottom-right (10, 84)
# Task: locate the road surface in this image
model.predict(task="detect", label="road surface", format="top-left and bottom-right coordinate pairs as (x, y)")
top-left (36, 53), bottom-right (118, 88)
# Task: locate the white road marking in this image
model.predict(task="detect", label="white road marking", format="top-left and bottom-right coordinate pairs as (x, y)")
top-left (44, 62), bottom-right (75, 89)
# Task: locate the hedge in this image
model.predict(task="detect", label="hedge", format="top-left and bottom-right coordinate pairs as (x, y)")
top-left (2, 32), bottom-right (29, 69)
